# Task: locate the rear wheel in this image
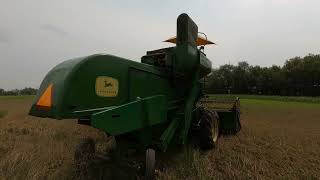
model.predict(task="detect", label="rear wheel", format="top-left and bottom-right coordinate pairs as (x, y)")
top-left (233, 109), bottom-right (241, 134)
top-left (199, 107), bottom-right (220, 150)
top-left (220, 99), bottom-right (241, 135)
top-left (145, 148), bottom-right (156, 180)
top-left (234, 100), bottom-right (241, 133)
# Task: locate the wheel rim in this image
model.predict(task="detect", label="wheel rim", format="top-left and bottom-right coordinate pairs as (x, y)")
top-left (211, 118), bottom-right (219, 142)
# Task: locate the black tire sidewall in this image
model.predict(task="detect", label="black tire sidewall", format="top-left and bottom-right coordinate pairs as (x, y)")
top-left (145, 148), bottom-right (156, 180)
top-left (199, 108), bottom-right (219, 150)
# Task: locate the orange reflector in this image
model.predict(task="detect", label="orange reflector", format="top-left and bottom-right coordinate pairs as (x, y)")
top-left (36, 84), bottom-right (53, 107)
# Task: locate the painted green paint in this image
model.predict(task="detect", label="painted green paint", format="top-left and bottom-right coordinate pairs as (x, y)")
top-left (91, 95), bottom-right (167, 135)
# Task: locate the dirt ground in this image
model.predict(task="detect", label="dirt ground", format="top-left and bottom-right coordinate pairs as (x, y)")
top-left (0, 96), bottom-right (320, 179)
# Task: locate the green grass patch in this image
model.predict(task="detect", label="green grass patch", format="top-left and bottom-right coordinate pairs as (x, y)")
top-left (0, 95), bottom-right (34, 101)
top-left (0, 111), bottom-right (8, 118)
top-left (240, 98), bottom-right (320, 114)
top-left (209, 94), bottom-right (320, 104)
top-left (0, 95), bottom-right (34, 100)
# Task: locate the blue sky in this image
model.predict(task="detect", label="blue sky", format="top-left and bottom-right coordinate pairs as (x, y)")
top-left (1, 0), bottom-right (320, 90)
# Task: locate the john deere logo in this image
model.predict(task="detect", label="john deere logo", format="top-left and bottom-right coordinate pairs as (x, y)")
top-left (95, 76), bottom-right (118, 97)
top-left (104, 81), bottom-right (113, 87)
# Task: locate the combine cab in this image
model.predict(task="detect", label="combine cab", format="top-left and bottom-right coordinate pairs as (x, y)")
top-left (29, 13), bottom-right (241, 179)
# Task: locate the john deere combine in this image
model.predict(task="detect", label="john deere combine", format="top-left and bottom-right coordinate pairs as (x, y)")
top-left (29, 13), bottom-right (240, 178)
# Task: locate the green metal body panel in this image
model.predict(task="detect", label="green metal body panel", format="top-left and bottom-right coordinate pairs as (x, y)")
top-left (91, 95), bottom-right (167, 135)
top-left (29, 13), bottom-right (238, 152)
top-left (30, 54), bottom-right (187, 119)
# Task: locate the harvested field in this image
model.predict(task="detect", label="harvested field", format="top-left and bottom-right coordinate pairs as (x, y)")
top-left (0, 96), bottom-right (109, 179)
top-left (0, 96), bottom-right (320, 179)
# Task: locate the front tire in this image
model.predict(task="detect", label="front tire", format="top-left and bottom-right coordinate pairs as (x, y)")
top-left (199, 107), bottom-right (220, 150)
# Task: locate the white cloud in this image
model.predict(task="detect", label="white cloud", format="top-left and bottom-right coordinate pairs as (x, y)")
top-left (0, 0), bottom-right (320, 89)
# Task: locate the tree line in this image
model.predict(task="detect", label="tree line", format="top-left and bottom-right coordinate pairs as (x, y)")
top-left (205, 54), bottom-right (320, 96)
top-left (1, 54), bottom-right (320, 97)
top-left (0, 87), bottom-right (38, 96)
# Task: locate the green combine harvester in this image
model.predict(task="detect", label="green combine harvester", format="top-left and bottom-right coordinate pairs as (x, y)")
top-left (29, 13), bottom-right (241, 179)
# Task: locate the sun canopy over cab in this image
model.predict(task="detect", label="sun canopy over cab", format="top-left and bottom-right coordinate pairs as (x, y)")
top-left (164, 36), bottom-right (215, 46)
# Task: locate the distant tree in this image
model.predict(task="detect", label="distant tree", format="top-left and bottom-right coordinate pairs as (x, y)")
top-left (0, 87), bottom-right (38, 96)
top-left (5, 89), bottom-right (19, 96)
top-left (20, 87), bottom-right (37, 95)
